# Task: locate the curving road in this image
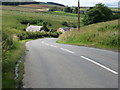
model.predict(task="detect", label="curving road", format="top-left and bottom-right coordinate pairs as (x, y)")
top-left (23, 38), bottom-right (118, 88)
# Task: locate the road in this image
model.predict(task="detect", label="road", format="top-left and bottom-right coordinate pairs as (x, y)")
top-left (23, 38), bottom-right (118, 88)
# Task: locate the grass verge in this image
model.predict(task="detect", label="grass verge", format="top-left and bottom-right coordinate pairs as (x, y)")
top-left (2, 39), bottom-right (30, 88)
top-left (57, 20), bottom-right (119, 51)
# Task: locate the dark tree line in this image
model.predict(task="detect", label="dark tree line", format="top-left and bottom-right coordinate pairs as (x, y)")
top-left (2, 2), bottom-right (39, 6)
top-left (47, 2), bottom-right (65, 7)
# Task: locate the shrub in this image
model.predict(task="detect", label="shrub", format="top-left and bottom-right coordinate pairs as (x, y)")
top-left (112, 13), bottom-right (120, 19)
top-left (64, 7), bottom-right (73, 13)
top-left (49, 7), bottom-right (58, 11)
top-left (62, 21), bottom-right (68, 26)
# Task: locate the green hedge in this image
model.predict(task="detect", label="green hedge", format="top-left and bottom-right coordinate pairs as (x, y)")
top-left (2, 27), bottom-right (61, 51)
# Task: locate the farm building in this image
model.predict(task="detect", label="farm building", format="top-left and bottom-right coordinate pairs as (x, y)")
top-left (57, 27), bottom-right (73, 33)
top-left (26, 25), bottom-right (43, 32)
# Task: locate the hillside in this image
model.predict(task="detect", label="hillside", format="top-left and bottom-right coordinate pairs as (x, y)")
top-left (2, 1), bottom-right (65, 7)
top-left (58, 20), bottom-right (119, 51)
top-left (2, 2), bottom-right (65, 12)
top-left (2, 9), bottom-right (78, 30)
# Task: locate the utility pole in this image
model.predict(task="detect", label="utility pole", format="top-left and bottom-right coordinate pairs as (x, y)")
top-left (78, 0), bottom-right (80, 31)
top-left (68, 18), bottom-right (71, 31)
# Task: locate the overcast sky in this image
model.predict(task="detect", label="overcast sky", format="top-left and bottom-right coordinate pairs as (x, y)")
top-left (35, 0), bottom-right (119, 7)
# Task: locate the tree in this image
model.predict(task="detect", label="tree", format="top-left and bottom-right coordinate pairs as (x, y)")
top-left (82, 3), bottom-right (113, 25)
top-left (73, 7), bottom-right (78, 13)
top-left (64, 7), bottom-right (73, 13)
top-left (42, 22), bottom-right (49, 32)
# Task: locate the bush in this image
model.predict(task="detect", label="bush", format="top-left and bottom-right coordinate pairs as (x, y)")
top-left (64, 7), bottom-right (73, 13)
top-left (62, 21), bottom-right (68, 26)
top-left (71, 24), bottom-right (77, 28)
top-left (112, 13), bottom-right (120, 19)
top-left (73, 7), bottom-right (78, 13)
top-left (49, 7), bottom-right (58, 11)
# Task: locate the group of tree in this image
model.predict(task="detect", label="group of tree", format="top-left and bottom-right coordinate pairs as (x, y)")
top-left (49, 7), bottom-right (63, 11)
top-left (82, 3), bottom-right (120, 26)
top-left (49, 6), bottom-right (79, 14)
top-left (42, 22), bottom-right (52, 32)
top-left (64, 7), bottom-right (79, 13)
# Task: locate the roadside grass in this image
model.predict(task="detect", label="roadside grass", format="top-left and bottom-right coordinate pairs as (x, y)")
top-left (16, 61), bottom-right (24, 87)
top-left (58, 20), bottom-right (119, 51)
top-left (2, 41), bottom-right (26, 88)
top-left (2, 39), bottom-right (32, 88)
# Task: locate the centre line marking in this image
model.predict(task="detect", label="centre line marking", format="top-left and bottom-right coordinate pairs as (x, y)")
top-left (50, 45), bottom-right (58, 48)
top-left (45, 43), bottom-right (49, 46)
top-left (81, 56), bottom-right (118, 75)
top-left (60, 48), bottom-right (74, 54)
top-left (41, 41), bottom-right (44, 43)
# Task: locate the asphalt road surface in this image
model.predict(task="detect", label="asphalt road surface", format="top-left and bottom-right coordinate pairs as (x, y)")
top-left (23, 38), bottom-right (118, 88)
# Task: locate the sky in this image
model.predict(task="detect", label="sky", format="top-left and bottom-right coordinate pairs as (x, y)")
top-left (35, 0), bottom-right (119, 7)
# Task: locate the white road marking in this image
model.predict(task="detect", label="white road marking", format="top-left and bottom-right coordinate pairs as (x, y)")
top-left (45, 43), bottom-right (49, 46)
top-left (41, 41), bottom-right (49, 46)
top-left (60, 48), bottom-right (75, 54)
top-left (42, 41), bottom-right (57, 48)
top-left (81, 56), bottom-right (118, 75)
top-left (41, 41), bottom-right (44, 43)
top-left (50, 45), bottom-right (58, 48)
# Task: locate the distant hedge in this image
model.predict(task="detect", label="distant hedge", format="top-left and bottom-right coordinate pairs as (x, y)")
top-left (2, 28), bottom-right (61, 51)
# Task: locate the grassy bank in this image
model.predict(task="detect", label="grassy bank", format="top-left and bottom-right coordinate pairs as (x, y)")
top-left (58, 20), bottom-right (119, 51)
top-left (2, 40), bottom-right (26, 88)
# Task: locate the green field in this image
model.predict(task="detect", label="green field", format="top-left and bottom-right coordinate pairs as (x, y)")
top-left (3, 9), bottom-right (79, 30)
top-left (58, 20), bottom-right (119, 51)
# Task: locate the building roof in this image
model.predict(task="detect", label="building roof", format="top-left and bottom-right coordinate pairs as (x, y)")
top-left (57, 27), bottom-right (74, 33)
top-left (26, 25), bottom-right (43, 31)
top-left (59, 27), bottom-right (73, 31)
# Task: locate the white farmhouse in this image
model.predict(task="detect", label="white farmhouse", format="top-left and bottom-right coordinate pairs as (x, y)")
top-left (26, 25), bottom-right (43, 32)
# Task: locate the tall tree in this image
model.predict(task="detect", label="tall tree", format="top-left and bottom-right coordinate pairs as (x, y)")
top-left (82, 3), bottom-right (113, 25)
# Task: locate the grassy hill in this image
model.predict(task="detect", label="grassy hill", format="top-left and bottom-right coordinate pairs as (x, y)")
top-left (2, 8), bottom-right (79, 30)
top-left (58, 20), bottom-right (119, 51)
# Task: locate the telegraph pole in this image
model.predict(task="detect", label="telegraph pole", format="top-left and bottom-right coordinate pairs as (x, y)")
top-left (78, 0), bottom-right (80, 31)
top-left (68, 18), bottom-right (71, 31)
